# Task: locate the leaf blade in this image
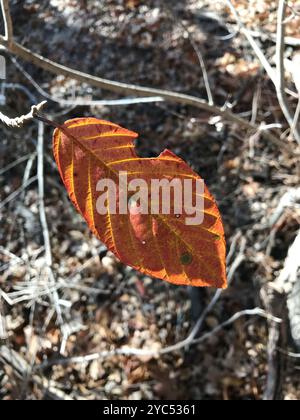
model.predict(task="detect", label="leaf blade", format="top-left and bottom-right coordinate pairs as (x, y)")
top-left (53, 118), bottom-right (227, 288)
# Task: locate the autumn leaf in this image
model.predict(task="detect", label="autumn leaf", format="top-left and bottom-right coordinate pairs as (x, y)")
top-left (53, 118), bottom-right (227, 288)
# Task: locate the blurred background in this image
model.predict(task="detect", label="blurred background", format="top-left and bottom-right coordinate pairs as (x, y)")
top-left (0, 0), bottom-right (300, 400)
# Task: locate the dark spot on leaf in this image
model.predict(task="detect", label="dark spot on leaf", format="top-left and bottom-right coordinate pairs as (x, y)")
top-left (180, 252), bottom-right (193, 265)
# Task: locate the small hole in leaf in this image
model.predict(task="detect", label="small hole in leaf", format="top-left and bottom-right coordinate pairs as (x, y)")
top-left (142, 241), bottom-right (146, 245)
top-left (180, 252), bottom-right (193, 265)
top-left (175, 214), bottom-right (180, 218)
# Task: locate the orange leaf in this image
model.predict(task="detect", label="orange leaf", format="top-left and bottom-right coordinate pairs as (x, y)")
top-left (53, 118), bottom-right (227, 288)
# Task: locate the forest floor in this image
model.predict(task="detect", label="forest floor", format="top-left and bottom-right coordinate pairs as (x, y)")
top-left (0, 0), bottom-right (300, 400)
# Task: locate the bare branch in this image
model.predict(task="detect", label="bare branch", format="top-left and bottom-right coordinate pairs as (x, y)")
top-left (0, 38), bottom-right (246, 120)
top-left (0, 100), bottom-right (47, 128)
top-left (0, 35), bottom-right (289, 150)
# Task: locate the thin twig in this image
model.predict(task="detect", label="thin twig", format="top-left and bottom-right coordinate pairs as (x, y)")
top-left (0, 0), bottom-right (13, 42)
top-left (2, 82), bottom-right (37, 103)
top-left (260, 224), bottom-right (299, 399)
top-left (9, 60), bottom-right (164, 106)
top-left (0, 37), bottom-right (287, 150)
top-left (0, 176), bottom-right (37, 210)
top-left (0, 38), bottom-right (253, 123)
top-left (277, 348), bottom-right (300, 358)
top-left (0, 346), bottom-right (75, 400)
top-left (38, 237), bottom-right (249, 367)
top-left (276, 0), bottom-right (300, 144)
top-left (249, 29), bottom-right (300, 47)
top-left (36, 122), bottom-right (63, 326)
top-left (0, 294), bottom-right (7, 339)
top-left (187, 236), bottom-right (246, 341)
top-left (225, 0), bottom-right (277, 85)
top-left (291, 99), bottom-right (300, 137)
top-left (261, 282), bottom-right (287, 401)
top-left (165, 4), bottom-right (214, 105)
top-left (0, 153), bottom-right (35, 176)
top-left (37, 122), bottom-right (52, 267)
top-left (225, 0), bottom-right (300, 145)
top-left (0, 101), bottom-right (47, 128)
top-left (38, 308), bottom-right (281, 368)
